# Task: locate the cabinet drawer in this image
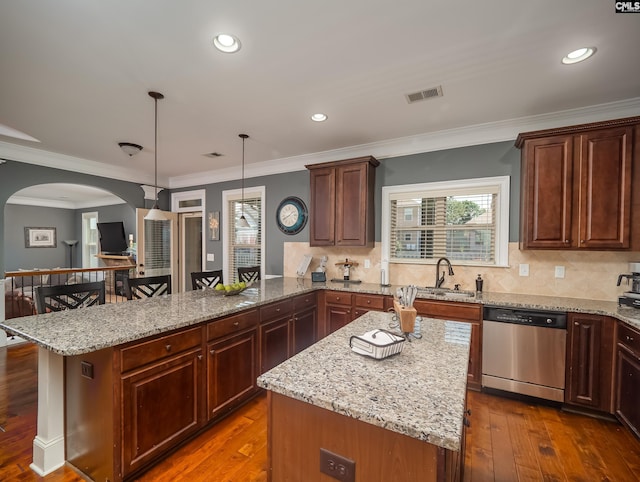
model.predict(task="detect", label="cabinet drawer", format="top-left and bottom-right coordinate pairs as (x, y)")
top-left (260, 300), bottom-right (293, 323)
top-left (413, 299), bottom-right (481, 322)
top-left (353, 294), bottom-right (385, 311)
top-left (618, 323), bottom-right (640, 355)
top-left (292, 292), bottom-right (317, 312)
top-left (324, 291), bottom-right (352, 306)
top-left (121, 327), bottom-right (202, 373)
top-left (208, 309), bottom-right (258, 341)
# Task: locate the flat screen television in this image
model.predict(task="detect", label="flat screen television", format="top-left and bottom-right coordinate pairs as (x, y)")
top-left (97, 222), bottom-right (128, 255)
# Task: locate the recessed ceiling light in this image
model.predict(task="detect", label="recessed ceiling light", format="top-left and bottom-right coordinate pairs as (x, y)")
top-left (213, 33), bottom-right (241, 53)
top-left (311, 113), bottom-right (328, 122)
top-left (562, 47), bottom-right (596, 65)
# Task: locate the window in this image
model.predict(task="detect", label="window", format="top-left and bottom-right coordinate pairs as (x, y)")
top-left (222, 186), bottom-right (265, 283)
top-left (382, 176), bottom-right (509, 267)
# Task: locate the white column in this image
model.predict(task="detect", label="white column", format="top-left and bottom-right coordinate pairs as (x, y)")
top-left (30, 346), bottom-right (65, 475)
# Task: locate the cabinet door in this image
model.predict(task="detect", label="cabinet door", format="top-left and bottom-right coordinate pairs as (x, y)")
top-left (466, 322), bottom-right (482, 391)
top-left (260, 316), bottom-right (292, 374)
top-left (309, 167), bottom-right (336, 246)
top-left (336, 162), bottom-right (369, 246)
top-left (577, 127), bottom-right (632, 249)
top-left (566, 314), bottom-right (615, 412)
top-left (616, 347), bottom-right (640, 439)
top-left (292, 306), bottom-right (317, 355)
top-left (121, 349), bottom-right (202, 476)
top-left (207, 329), bottom-right (257, 421)
top-left (326, 303), bottom-right (353, 334)
top-left (521, 135), bottom-right (574, 248)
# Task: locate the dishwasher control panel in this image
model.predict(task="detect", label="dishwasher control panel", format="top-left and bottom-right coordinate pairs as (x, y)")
top-left (483, 306), bottom-right (567, 329)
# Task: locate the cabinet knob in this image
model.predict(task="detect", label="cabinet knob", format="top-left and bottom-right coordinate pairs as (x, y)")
top-left (165, 344), bottom-right (171, 352)
top-left (367, 300), bottom-right (371, 304)
top-left (233, 321), bottom-right (240, 327)
top-left (210, 349), bottom-right (216, 355)
top-left (336, 297), bottom-right (340, 301)
top-left (581, 240), bottom-right (585, 244)
top-left (276, 308), bottom-right (280, 312)
top-left (565, 240), bottom-right (569, 243)
top-left (466, 409), bottom-right (472, 416)
top-left (574, 321), bottom-right (579, 326)
top-left (463, 417), bottom-right (471, 427)
top-left (197, 354), bottom-right (203, 361)
top-left (626, 335), bottom-right (634, 342)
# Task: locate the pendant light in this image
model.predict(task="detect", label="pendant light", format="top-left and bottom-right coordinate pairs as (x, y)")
top-left (145, 91), bottom-right (167, 221)
top-left (238, 134), bottom-right (250, 228)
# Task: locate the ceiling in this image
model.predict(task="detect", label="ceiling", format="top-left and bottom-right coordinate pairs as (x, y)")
top-left (1, 0), bottom-right (639, 191)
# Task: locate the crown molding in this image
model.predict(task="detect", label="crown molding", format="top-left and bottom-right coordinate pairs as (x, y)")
top-left (6, 194), bottom-right (126, 210)
top-left (168, 96), bottom-right (640, 189)
top-left (0, 141), bottom-right (164, 186)
top-left (2, 97), bottom-right (639, 190)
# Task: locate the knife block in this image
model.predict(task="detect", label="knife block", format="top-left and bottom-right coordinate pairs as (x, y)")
top-left (393, 299), bottom-right (417, 333)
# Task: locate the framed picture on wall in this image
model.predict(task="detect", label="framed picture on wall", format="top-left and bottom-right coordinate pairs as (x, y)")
top-left (208, 212), bottom-right (220, 241)
top-left (24, 227), bottom-right (57, 248)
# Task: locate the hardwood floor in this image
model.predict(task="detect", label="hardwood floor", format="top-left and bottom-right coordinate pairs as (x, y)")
top-left (1, 342), bottom-right (639, 481)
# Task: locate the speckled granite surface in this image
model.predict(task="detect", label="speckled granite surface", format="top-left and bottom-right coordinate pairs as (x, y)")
top-left (257, 310), bottom-right (471, 451)
top-left (2, 278), bottom-right (639, 356)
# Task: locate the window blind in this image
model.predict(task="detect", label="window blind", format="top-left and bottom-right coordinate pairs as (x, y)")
top-left (227, 196), bottom-right (262, 283)
top-left (389, 188), bottom-right (497, 264)
top-left (144, 219), bottom-right (172, 276)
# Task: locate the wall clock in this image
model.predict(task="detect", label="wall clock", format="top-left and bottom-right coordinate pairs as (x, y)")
top-left (276, 196), bottom-right (308, 235)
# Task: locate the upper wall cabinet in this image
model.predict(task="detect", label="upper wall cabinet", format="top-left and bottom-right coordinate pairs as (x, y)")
top-left (516, 117), bottom-right (640, 250)
top-left (306, 156), bottom-right (379, 247)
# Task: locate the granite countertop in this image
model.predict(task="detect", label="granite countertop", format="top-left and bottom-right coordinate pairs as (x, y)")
top-left (257, 310), bottom-right (471, 451)
top-left (2, 277), bottom-right (639, 356)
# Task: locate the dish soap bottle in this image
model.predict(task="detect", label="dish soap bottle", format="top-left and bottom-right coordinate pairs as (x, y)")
top-left (475, 274), bottom-right (484, 293)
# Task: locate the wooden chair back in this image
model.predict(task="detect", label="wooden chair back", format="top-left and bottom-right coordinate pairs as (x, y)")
top-left (34, 281), bottom-right (106, 314)
top-left (237, 266), bottom-right (261, 284)
top-left (124, 275), bottom-right (171, 300)
top-left (191, 270), bottom-right (223, 290)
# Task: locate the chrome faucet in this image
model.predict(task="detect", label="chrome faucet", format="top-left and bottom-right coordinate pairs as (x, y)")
top-left (435, 257), bottom-right (454, 288)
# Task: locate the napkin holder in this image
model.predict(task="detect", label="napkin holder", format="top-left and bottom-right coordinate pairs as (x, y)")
top-left (393, 299), bottom-right (417, 334)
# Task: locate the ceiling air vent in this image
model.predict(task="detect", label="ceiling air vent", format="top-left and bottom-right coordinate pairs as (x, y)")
top-left (405, 85), bottom-right (443, 104)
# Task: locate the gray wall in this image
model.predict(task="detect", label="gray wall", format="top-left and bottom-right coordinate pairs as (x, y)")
top-left (2, 140), bottom-right (520, 275)
top-left (4, 204), bottom-right (75, 270)
top-left (0, 159), bottom-right (165, 274)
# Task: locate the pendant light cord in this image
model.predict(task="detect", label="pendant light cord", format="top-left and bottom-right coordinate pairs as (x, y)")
top-left (154, 96), bottom-right (158, 207)
top-left (239, 134), bottom-right (249, 220)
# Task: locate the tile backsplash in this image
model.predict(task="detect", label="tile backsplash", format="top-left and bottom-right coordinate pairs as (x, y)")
top-left (283, 242), bottom-right (640, 302)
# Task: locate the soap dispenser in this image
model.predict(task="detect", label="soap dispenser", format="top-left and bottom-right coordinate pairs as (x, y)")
top-left (475, 274), bottom-right (484, 293)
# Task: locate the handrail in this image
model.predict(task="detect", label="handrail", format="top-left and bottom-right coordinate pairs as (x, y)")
top-left (5, 266), bottom-right (135, 278)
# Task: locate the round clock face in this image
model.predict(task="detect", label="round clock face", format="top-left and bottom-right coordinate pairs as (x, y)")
top-left (276, 196), bottom-right (308, 234)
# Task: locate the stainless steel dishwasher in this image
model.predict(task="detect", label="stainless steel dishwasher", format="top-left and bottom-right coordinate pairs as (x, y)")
top-left (482, 306), bottom-right (567, 402)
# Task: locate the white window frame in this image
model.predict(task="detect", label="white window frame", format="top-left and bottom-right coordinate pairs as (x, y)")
top-left (381, 176), bottom-right (510, 268)
top-left (222, 186), bottom-right (266, 284)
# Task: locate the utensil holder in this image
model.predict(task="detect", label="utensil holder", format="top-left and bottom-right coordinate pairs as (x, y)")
top-left (393, 299), bottom-right (417, 333)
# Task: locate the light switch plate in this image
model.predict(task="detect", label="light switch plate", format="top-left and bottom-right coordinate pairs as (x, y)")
top-left (206, 253), bottom-right (215, 262)
top-left (555, 266), bottom-right (565, 278)
top-left (364, 259), bottom-right (371, 269)
top-left (519, 264), bottom-right (529, 277)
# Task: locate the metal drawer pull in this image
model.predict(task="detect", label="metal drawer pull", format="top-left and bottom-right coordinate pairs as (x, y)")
top-left (165, 344), bottom-right (171, 352)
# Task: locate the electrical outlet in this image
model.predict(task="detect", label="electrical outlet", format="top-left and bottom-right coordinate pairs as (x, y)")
top-left (320, 448), bottom-right (355, 482)
top-left (364, 259), bottom-right (371, 269)
top-left (519, 264), bottom-right (529, 277)
top-left (206, 253), bottom-right (215, 262)
top-left (555, 266), bottom-right (565, 278)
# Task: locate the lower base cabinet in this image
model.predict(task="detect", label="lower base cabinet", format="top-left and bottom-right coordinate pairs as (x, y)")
top-left (565, 314), bottom-right (615, 413)
top-left (616, 322), bottom-right (640, 438)
top-left (413, 299), bottom-right (482, 391)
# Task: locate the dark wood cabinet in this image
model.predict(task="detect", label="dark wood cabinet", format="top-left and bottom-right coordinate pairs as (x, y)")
top-left (616, 322), bottom-right (640, 438)
top-left (206, 310), bottom-right (259, 421)
top-left (323, 291), bottom-right (354, 335)
top-left (565, 314), bottom-right (615, 413)
top-left (517, 117), bottom-right (638, 250)
top-left (306, 156), bottom-right (379, 247)
top-left (121, 347), bottom-right (202, 477)
top-left (413, 299), bottom-right (482, 390)
top-left (259, 294), bottom-right (318, 373)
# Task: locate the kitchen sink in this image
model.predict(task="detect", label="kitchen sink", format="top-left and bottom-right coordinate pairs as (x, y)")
top-left (418, 287), bottom-right (476, 299)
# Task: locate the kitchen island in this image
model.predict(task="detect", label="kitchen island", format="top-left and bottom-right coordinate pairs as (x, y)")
top-left (257, 311), bottom-right (472, 482)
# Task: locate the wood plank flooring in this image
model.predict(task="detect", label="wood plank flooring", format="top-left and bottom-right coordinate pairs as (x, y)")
top-left (1, 343), bottom-right (639, 481)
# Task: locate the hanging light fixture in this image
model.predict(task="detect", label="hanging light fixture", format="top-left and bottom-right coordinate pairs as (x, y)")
top-left (238, 133), bottom-right (250, 228)
top-left (145, 91), bottom-right (167, 221)
top-left (118, 142), bottom-right (143, 157)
